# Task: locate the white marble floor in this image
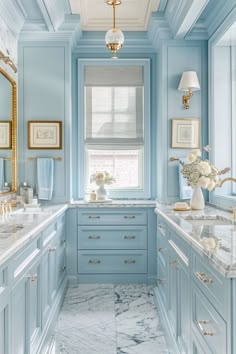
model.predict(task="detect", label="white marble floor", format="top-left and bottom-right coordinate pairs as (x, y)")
top-left (47, 284), bottom-right (169, 354)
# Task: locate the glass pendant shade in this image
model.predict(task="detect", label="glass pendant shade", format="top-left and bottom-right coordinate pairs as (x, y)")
top-left (105, 28), bottom-right (124, 58)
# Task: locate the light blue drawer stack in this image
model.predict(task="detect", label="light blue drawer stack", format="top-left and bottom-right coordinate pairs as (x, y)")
top-left (77, 208), bottom-right (152, 283)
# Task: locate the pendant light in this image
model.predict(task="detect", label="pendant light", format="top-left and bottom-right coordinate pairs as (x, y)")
top-left (105, 0), bottom-right (124, 59)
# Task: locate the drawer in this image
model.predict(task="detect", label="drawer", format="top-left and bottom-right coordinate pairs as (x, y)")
top-left (78, 250), bottom-right (147, 273)
top-left (78, 210), bottom-right (147, 225)
top-left (157, 258), bottom-right (168, 310)
top-left (42, 222), bottom-right (57, 248)
top-left (168, 229), bottom-right (189, 268)
top-left (192, 282), bottom-right (227, 354)
top-left (57, 213), bottom-right (65, 231)
top-left (191, 251), bottom-right (229, 319)
top-left (78, 226), bottom-right (147, 250)
top-left (10, 238), bottom-right (41, 281)
top-left (157, 216), bottom-right (168, 238)
top-left (157, 228), bottom-right (167, 268)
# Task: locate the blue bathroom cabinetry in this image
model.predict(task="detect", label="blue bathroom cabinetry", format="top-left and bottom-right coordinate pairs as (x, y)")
top-left (155, 211), bottom-right (232, 354)
top-left (0, 211), bottom-right (66, 354)
top-left (67, 207), bottom-right (156, 284)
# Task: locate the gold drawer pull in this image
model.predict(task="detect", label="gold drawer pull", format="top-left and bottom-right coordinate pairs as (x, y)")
top-left (169, 259), bottom-right (177, 268)
top-left (157, 278), bottom-right (166, 284)
top-left (88, 216), bottom-right (100, 219)
top-left (124, 216), bottom-right (136, 219)
top-left (88, 236), bottom-right (101, 239)
top-left (25, 274), bottom-right (38, 282)
top-left (89, 259), bottom-right (101, 264)
top-left (195, 272), bottom-right (213, 284)
top-left (124, 236), bottom-right (136, 239)
top-left (61, 266), bottom-right (66, 272)
top-left (196, 320), bottom-right (214, 336)
top-left (124, 259), bottom-right (136, 264)
top-left (49, 247), bottom-right (56, 252)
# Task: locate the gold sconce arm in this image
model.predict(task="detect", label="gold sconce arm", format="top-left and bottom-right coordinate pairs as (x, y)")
top-left (0, 51), bottom-right (17, 73)
top-left (182, 89), bottom-right (193, 110)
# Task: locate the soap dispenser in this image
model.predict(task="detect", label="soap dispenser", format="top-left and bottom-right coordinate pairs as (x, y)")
top-left (20, 182), bottom-right (33, 204)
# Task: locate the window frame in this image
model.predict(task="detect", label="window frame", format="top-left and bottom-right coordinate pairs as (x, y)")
top-left (77, 58), bottom-right (151, 199)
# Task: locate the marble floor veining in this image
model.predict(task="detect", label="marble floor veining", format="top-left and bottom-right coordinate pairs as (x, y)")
top-left (47, 284), bottom-right (169, 354)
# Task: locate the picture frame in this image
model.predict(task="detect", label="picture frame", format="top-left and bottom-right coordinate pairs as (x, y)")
top-left (0, 121), bottom-right (12, 149)
top-left (171, 118), bottom-right (200, 149)
top-left (28, 121), bottom-right (62, 149)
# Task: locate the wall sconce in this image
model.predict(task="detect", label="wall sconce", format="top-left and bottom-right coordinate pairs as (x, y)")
top-left (178, 71), bottom-right (200, 109)
top-left (0, 50), bottom-right (17, 73)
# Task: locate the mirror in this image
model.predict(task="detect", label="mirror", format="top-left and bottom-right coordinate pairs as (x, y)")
top-left (0, 67), bottom-right (17, 194)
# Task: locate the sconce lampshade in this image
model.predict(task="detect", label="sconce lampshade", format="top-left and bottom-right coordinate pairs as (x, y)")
top-left (178, 71), bottom-right (200, 92)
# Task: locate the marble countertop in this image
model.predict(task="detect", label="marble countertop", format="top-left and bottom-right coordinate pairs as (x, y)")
top-left (0, 204), bottom-right (67, 267)
top-left (69, 200), bottom-right (156, 208)
top-left (155, 203), bottom-right (236, 278)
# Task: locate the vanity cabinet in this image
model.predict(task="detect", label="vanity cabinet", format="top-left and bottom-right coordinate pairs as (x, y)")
top-left (75, 207), bottom-right (156, 284)
top-left (155, 211), bottom-right (232, 354)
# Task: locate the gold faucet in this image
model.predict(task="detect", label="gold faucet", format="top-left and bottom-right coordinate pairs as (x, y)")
top-left (218, 177), bottom-right (236, 187)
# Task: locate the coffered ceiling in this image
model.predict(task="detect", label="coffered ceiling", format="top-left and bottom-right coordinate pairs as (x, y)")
top-left (68, 0), bottom-right (161, 31)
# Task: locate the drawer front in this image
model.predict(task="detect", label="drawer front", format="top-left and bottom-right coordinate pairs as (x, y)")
top-left (192, 283), bottom-right (227, 354)
top-left (78, 250), bottom-right (147, 273)
top-left (168, 229), bottom-right (189, 268)
top-left (78, 226), bottom-right (147, 250)
top-left (191, 252), bottom-right (229, 319)
top-left (157, 215), bottom-right (168, 238)
top-left (157, 259), bottom-right (168, 310)
top-left (157, 228), bottom-right (167, 268)
top-left (42, 222), bottom-right (57, 248)
top-left (57, 213), bottom-right (65, 231)
top-left (78, 210), bottom-right (147, 225)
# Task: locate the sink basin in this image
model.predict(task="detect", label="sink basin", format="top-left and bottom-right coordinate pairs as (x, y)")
top-left (180, 215), bottom-right (232, 226)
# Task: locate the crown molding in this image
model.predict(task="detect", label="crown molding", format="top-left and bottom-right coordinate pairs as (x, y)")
top-left (0, 0), bottom-right (26, 37)
top-left (148, 13), bottom-right (172, 52)
top-left (186, 20), bottom-right (209, 40)
top-left (36, 0), bottom-right (65, 31)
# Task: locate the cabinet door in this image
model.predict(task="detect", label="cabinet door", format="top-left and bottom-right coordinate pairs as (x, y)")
top-left (12, 261), bottom-right (41, 354)
top-left (168, 252), bottom-right (178, 339)
top-left (0, 294), bottom-right (10, 354)
top-left (178, 262), bottom-right (191, 354)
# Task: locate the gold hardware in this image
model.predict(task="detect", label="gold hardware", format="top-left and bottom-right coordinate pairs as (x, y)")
top-left (49, 247), bottom-right (56, 252)
top-left (88, 216), bottom-right (100, 219)
top-left (124, 236), bottom-right (136, 239)
top-left (28, 157), bottom-right (62, 161)
top-left (0, 50), bottom-right (17, 73)
top-left (182, 89), bottom-right (193, 109)
top-left (195, 272), bottom-right (213, 284)
top-left (88, 236), bottom-right (101, 239)
top-left (124, 216), bottom-right (136, 219)
top-left (105, 0), bottom-right (124, 58)
top-left (124, 260), bottom-right (136, 264)
top-left (169, 259), bottom-right (177, 268)
top-left (218, 177), bottom-right (236, 187)
top-left (170, 157), bottom-right (179, 162)
top-left (25, 274), bottom-right (38, 282)
top-left (89, 259), bottom-right (101, 264)
top-left (196, 320), bottom-right (214, 336)
top-left (157, 278), bottom-right (166, 284)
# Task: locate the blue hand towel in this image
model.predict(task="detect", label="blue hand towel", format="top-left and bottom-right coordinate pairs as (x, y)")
top-left (37, 158), bottom-right (54, 200)
top-left (179, 158), bottom-right (193, 200)
top-left (0, 158), bottom-right (4, 191)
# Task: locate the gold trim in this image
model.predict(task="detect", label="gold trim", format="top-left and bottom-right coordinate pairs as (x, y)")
top-left (0, 67), bottom-right (17, 194)
top-left (28, 120), bottom-right (62, 150)
top-left (28, 157), bottom-right (62, 161)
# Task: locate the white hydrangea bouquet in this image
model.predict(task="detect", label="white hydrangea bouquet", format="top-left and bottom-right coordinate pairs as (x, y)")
top-left (180, 145), bottom-right (230, 191)
top-left (90, 171), bottom-right (115, 186)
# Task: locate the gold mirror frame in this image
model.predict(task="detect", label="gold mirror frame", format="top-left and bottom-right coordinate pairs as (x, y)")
top-left (0, 67), bottom-right (17, 195)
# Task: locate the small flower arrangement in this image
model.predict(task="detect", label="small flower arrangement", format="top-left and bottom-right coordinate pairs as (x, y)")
top-left (180, 145), bottom-right (230, 191)
top-left (90, 171), bottom-right (115, 186)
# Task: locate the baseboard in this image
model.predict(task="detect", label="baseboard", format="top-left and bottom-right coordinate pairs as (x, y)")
top-left (77, 273), bottom-right (149, 284)
top-left (154, 287), bottom-right (180, 354)
top-left (37, 276), bottom-right (68, 354)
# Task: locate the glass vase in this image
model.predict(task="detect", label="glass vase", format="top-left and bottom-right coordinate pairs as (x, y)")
top-left (96, 184), bottom-right (108, 201)
top-left (190, 187), bottom-right (205, 210)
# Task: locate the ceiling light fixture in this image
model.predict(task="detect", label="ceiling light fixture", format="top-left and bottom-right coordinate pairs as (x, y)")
top-left (105, 0), bottom-right (124, 59)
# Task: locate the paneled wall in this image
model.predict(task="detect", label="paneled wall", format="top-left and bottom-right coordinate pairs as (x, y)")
top-left (18, 43), bottom-right (72, 203)
top-left (156, 40), bottom-right (208, 203)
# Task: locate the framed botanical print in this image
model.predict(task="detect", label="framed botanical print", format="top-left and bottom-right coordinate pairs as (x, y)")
top-left (28, 121), bottom-right (62, 149)
top-left (171, 118), bottom-right (200, 149)
top-left (0, 121), bottom-right (12, 149)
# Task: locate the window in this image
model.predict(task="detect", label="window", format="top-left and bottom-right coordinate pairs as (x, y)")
top-left (78, 60), bottom-right (150, 198)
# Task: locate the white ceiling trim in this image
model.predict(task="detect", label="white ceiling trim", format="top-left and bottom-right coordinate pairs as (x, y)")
top-left (69, 0), bottom-right (160, 31)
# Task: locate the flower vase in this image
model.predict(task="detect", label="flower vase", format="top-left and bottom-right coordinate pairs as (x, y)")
top-left (96, 184), bottom-right (108, 201)
top-left (190, 187), bottom-right (205, 210)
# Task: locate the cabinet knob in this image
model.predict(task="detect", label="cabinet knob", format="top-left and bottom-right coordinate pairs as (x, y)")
top-left (49, 247), bottom-right (56, 252)
top-left (124, 259), bottom-right (136, 264)
top-left (88, 236), bottom-right (101, 239)
top-left (124, 236), bottom-right (136, 239)
top-left (88, 259), bottom-right (101, 264)
top-left (157, 278), bottom-right (166, 284)
top-left (157, 224), bottom-right (163, 229)
top-left (61, 266), bottom-right (66, 272)
top-left (169, 259), bottom-right (177, 268)
top-left (196, 320), bottom-right (214, 336)
top-left (195, 272), bottom-right (213, 284)
top-left (25, 274), bottom-right (38, 282)
top-left (158, 247), bottom-right (165, 253)
top-left (124, 215), bottom-right (136, 219)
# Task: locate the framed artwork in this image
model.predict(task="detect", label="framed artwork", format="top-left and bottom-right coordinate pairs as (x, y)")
top-left (28, 121), bottom-right (62, 149)
top-left (171, 118), bottom-right (200, 149)
top-left (0, 121), bottom-right (12, 149)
